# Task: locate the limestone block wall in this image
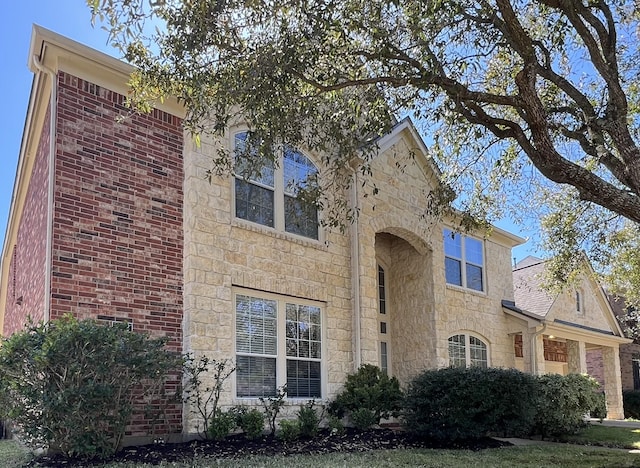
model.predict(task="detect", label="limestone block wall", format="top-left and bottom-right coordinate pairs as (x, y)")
top-left (550, 273), bottom-right (616, 332)
top-left (356, 131), bottom-right (438, 384)
top-left (435, 232), bottom-right (519, 369)
top-left (182, 129), bottom-right (354, 432)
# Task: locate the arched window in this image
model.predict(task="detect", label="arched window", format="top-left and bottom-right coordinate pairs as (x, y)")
top-left (234, 132), bottom-right (319, 239)
top-left (448, 334), bottom-right (488, 368)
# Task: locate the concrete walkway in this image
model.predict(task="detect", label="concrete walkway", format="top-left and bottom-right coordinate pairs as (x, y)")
top-left (494, 419), bottom-right (640, 453)
top-left (589, 418), bottom-right (640, 429)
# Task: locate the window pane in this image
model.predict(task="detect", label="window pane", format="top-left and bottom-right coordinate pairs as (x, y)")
top-left (465, 237), bottom-right (483, 266)
top-left (235, 179), bottom-right (274, 227)
top-left (378, 265), bottom-right (386, 314)
top-left (283, 148), bottom-right (317, 195)
top-left (234, 132), bottom-right (275, 187)
top-left (285, 303), bottom-right (321, 359)
top-left (236, 355), bottom-right (277, 397)
top-left (466, 264), bottom-right (484, 291)
top-left (287, 360), bottom-right (321, 398)
top-left (469, 336), bottom-right (488, 368)
top-left (444, 229), bottom-right (462, 258)
top-left (445, 257), bottom-right (462, 286)
top-left (448, 335), bottom-right (466, 367)
top-left (235, 295), bottom-right (277, 355)
top-left (284, 195), bottom-right (318, 239)
top-left (380, 341), bottom-right (388, 374)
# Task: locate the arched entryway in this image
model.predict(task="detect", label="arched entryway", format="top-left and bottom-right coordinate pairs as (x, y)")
top-left (374, 231), bottom-right (435, 385)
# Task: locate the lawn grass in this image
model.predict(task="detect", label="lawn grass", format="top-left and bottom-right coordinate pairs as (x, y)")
top-left (5, 425), bottom-right (640, 467)
top-left (0, 439), bottom-right (32, 466)
top-left (5, 443), bottom-right (640, 468)
top-left (561, 423), bottom-right (640, 449)
top-left (80, 446), bottom-right (640, 467)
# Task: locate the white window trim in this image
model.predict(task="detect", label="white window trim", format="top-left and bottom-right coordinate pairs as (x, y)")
top-left (447, 332), bottom-right (490, 368)
top-left (230, 130), bottom-right (324, 243)
top-left (443, 228), bottom-right (486, 293)
top-left (232, 287), bottom-right (327, 401)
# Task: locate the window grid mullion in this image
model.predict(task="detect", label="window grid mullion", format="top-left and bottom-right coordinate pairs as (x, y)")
top-left (274, 154), bottom-right (285, 232)
top-left (460, 237), bottom-right (467, 288)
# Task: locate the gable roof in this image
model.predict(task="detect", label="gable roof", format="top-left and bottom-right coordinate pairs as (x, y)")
top-left (512, 256), bottom-right (555, 319)
top-left (509, 255), bottom-right (626, 339)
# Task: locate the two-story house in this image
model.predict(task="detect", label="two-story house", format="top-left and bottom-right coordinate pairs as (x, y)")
top-left (0, 26), bottom-right (627, 443)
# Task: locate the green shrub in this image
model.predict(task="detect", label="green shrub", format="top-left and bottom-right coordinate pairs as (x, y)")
top-left (623, 391), bottom-right (640, 419)
top-left (328, 364), bottom-right (403, 429)
top-left (0, 315), bottom-right (180, 458)
top-left (327, 415), bottom-right (345, 435)
top-left (278, 419), bottom-right (301, 441)
top-left (297, 401), bottom-right (321, 438)
top-left (403, 367), bottom-right (538, 441)
top-left (235, 407), bottom-right (265, 439)
top-left (351, 408), bottom-right (378, 431)
top-left (533, 373), bottom-right (604, 438)
top-left (207, 410), bottom-right (236, 441)
top-left (592, 392), bottom-right (607, 420)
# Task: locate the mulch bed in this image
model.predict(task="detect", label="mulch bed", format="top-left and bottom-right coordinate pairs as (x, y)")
top-left (27, 428), bottom-right (511, 467)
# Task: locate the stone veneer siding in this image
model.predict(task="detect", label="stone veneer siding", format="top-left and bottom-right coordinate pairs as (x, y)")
top-left (2, 106), bottom-right (51, 336)
top-left (181, 127), bottom-right (355, 432)
top-left (50, 72), bottom-right (184, 435)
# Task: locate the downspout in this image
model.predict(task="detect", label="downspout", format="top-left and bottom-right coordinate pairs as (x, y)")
top-left (530, 322), bottom-right (547, 375)
top-left (31, 51), bottom-right (56, 324)
top-left (350, 171), bottom-right (361, 368)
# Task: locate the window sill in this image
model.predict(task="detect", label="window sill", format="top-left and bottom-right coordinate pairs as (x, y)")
top-left (232, 218), bottom-right (328, 250)
top-left (445, 283), bottom-right (488, 298)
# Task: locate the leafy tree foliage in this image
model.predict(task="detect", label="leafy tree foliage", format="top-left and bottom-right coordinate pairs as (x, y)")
top-left (0, 316), bottom-right (181, 458)
top-left (88, 0), bottom-right (640, 301)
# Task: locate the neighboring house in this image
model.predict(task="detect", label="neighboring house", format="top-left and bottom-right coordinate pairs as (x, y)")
top-left (0, 26), bottom-right (628, 443)
top-left (505, 256), bottom-right (630, 418)
top-left (604, 294), bottom-right (640, 393)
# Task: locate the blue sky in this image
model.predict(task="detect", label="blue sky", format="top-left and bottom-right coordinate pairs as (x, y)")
top-left (0, 1), bottom-right (538, 267)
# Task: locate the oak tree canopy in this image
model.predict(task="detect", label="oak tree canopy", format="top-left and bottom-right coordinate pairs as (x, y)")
top-left (88, 0), bottom-right (640, 302)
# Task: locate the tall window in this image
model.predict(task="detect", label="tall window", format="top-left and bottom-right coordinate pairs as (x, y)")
top-left (235, 291), bottom-right (323, 398)
top-left (443, 229), bottom-right (484, 292)
top-left (234, 132), bottom-right (318, 239)
top-left (576, 290), bottom-right (584, 314)
top-left (378, 264), bottom-right (390, 374)
top-left (448, 334), bottom-right (488, 368)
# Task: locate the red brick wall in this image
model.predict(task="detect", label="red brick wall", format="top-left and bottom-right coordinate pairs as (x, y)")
top-left (50, 72), bottom-right (184, 435)
top-left (2, 106), bottom-right (51, 337)
top-left (586, 348), bottom-right (605, 388)
top-left (618, 343), bottom-right (640, 391)
top-left (544, 338), bottom-right (567, 362)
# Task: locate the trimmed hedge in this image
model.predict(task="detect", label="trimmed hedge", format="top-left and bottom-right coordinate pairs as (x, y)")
top-left (532, 373), bottom-right (603, 437)
top-left (403, 367), bottom-right (538, 441)
top-left (404, 367), bottom-right (605, 441)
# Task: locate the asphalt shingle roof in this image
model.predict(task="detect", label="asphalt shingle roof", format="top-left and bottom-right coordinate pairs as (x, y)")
top-left (512, 256), bottom-right (556, 319)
